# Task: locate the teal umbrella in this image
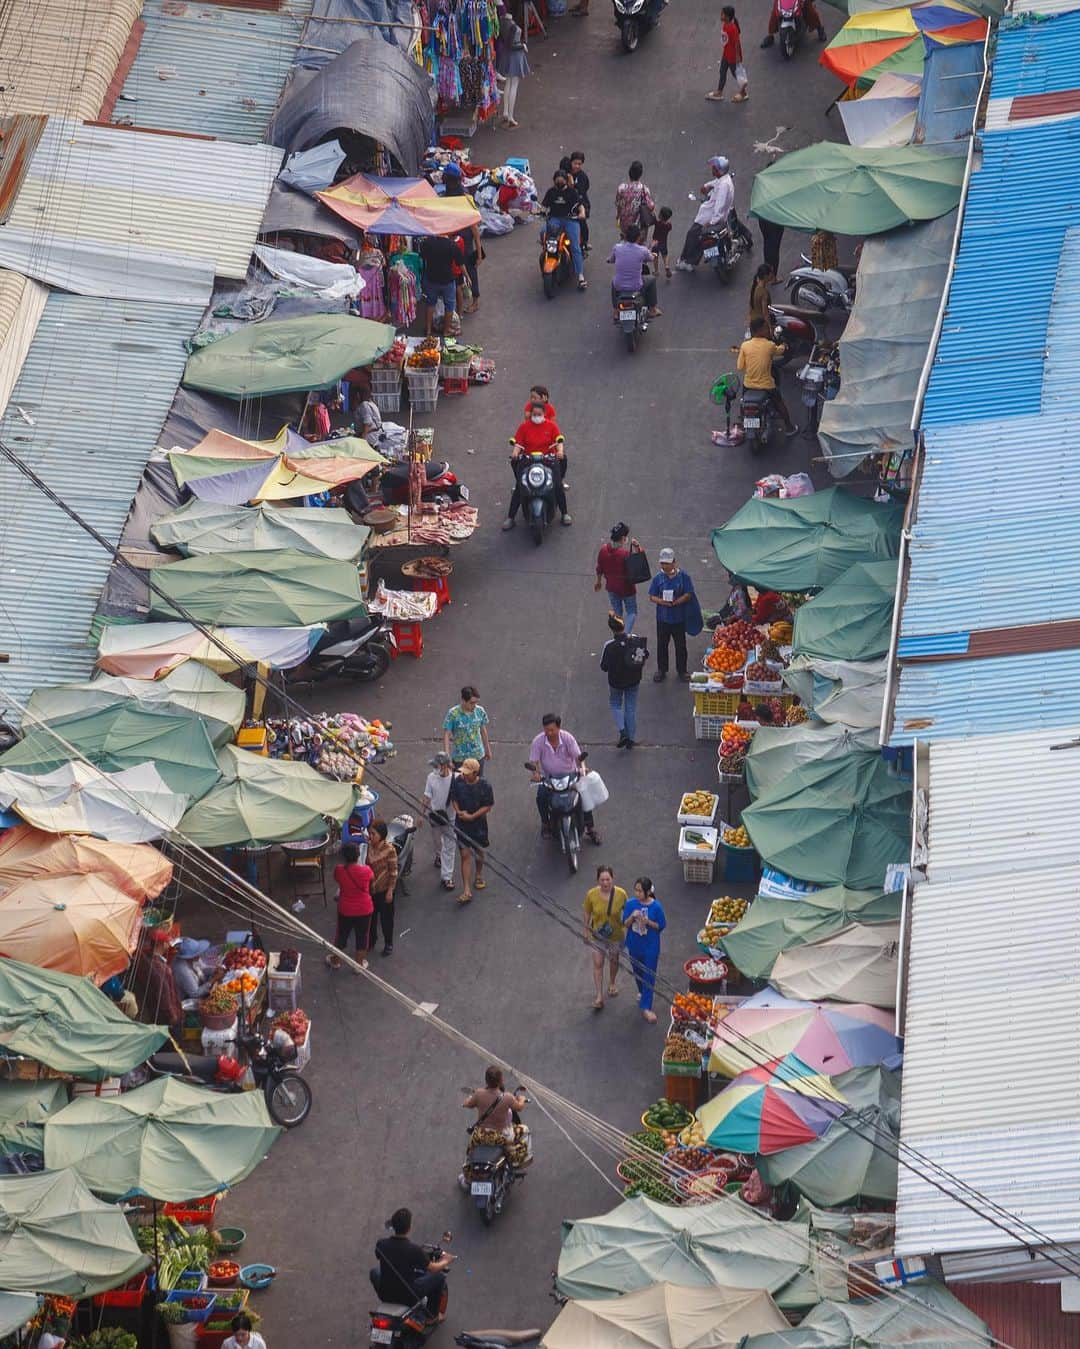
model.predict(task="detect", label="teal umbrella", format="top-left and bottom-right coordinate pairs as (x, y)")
top-left (722, 886), bottom-right (901, 979)
top-left (745, 722), bottom-right (882, 800)
top-left (182, 314), bottom-right (396, 398)
top-left (792, 559), bottom-right (898, 661)
top-left (741, 1282), bottom-right (991, 1348)
top-left (152, 500), bottom-right (370, 562)
top-left (0, 1080), bottom-right (68, 1156)
top-left (0, 1292), bottom-right (38, 1337)
top-left (711, 488), bottom-right (904, 591)
top-left (742, 753), bottom-right (912, 889)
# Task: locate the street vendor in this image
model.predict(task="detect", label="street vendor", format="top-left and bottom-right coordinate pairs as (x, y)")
top-left (170, 938), bottom-right (218, 1001)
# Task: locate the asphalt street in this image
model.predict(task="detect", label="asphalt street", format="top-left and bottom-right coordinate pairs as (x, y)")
top-left (217, 12), bottom-right (843, 1342)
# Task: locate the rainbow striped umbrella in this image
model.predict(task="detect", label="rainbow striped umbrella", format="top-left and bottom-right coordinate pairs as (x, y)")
top-left (696, 1055), bottom-right (847, 1155)
top-left (317, 173), bottom-right (482, 238)
top-left (822, 1), bottom-right (986, 89)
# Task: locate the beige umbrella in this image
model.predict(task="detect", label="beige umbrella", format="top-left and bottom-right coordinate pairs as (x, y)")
top-left (542, 1283), bottom-right (788, 1349)
top-left (770, 922), bottom-right (901, 1008)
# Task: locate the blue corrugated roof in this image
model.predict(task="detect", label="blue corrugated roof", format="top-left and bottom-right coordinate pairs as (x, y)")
top-left (989, 8), bottom-right (1080, 100)
top-left (915, 43), bottom-right (983, 153)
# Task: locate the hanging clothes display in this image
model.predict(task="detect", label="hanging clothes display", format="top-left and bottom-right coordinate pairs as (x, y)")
top-left (388, 261), bottom-right (419, 329)
top-left (423, 0), bottom-right (500, 121)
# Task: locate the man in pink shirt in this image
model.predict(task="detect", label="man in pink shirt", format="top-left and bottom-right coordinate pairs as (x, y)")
top-left (528, 714), bottom-right (601, 844)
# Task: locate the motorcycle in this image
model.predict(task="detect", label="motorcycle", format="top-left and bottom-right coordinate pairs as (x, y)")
top-left (740, 386), bottom-right (781, 455)
top-left (539, 220), bottom-right (573, 300)
top-left (786, 254), bottom-right (856, 314)
top-left (701, 213), bottom-right (752, 282)
top-left (776, 0), bottom-right (805, 58)
top-left (376, 461), bottom-right (469, 507)
top-left (149, 1027), bottom-right (312, 1128)
top-left (615, 287), bottom-right (649, 353)
top-left (797, 338), bottom-right (841, 434)
top-left (612, 0), bottom-right (661, 51)
top-left (369, 1234), bottom-right (454, 1348)
top-left (768, 303), bottom-right (821, 367)
top-left (462, 1090), bottom-right (530, 1226)
top-left (284, 616), bottom-right (392, 686)
top-left (525, 752), bottom-right (589, 874)
top-left (511, 453), bottom-right (559, 547)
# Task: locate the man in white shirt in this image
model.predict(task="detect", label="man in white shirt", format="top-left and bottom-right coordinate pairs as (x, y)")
top-left (422, 752), bottom-right (457, 890)
top-left (675, 156), bottom-right (738, 272)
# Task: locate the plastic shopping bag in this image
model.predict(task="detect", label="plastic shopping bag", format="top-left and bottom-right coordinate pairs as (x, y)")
top-left (577, 770), bottom-right (610, 813)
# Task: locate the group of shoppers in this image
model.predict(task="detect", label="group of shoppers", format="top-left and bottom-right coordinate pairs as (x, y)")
top-left (583, 865), bottom-right (666, 1020)
top-left (326, 820), bottom-right (398, 969)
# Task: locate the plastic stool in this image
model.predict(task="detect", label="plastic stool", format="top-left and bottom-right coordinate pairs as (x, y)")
top-left (412, 575), bottom-right (451, 612)
top-left (442, 373), bottom-right (469, 396)
top-left (391, 621), bottom-right (424, 659)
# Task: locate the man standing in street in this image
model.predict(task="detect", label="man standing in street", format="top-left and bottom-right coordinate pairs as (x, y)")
top-left (442, 686), bottom-right (492, 773)
top-left (422, 752), bottom-right (457, 892)
top-left (601, 612), bottom-right (649, 748)
top-left (648, 548), bottom-right (699, 682)
top-left (419, 232), bottom-right (465, 337)
top-left (449, 758), bottom-right (493, 905)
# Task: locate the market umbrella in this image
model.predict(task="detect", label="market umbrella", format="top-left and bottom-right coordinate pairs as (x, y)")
top-left (0, 824), bottom-right (171, 901)
top-left (750, 144), bottom-right (965, 235)
top-left (792, 559), bottom-right (898, 662)
top-left (0, 873), bottom-right (142, 983)
top-left (152, 500), bottom-right (370, 563)
top-left (317, 173), bottom-right (482, 237)
top-left (711, 488), bottom-right (904, 591)
top-left (741, 752), bottom-right (912, 889)
top-left (0, 762), bottom-right (189, 843)
top-left (740, 1282), bottom-right (991, 1348)
top-left (0, 1080), bottom-right (68, 1156)
top-left (179, 743), bottom-right (355, 847)
top-left (149, 549), bottom-right (367, 628)
top-left (838, 74), bottom-right (921, 146)
top-left (289, 434), bottom-right (388, 465)
top-left (541, 1282), bottom-right (789, 1348)
top-left (97, 622), bottom-right (325, 680)
top-left (745, 723), bottom-right (882, 800)
top-left (25, 665), bottom-right (245, 750)
top-left (771, 921), bottom-right (901, 1006)
top-left (722, 886), bottom-right (900, 980)
top-left (182, 314), bottom-right (396, 399)
top-left (758, 1101), bottom-right (899, 1204)
top-left (821, 2), bottom-right (987, 90)
top-left (781, 655), bottom-right (887, 730)
top-left (0, 1168), bottom-right (149, 1296)
top-left (709, 989), bottom-right (900, 1078)
top-left (696, 1055), bottom-right (847, 1155)
top-left (44, 1076), bottom-right (281, 1201)
top-left (0, 1293), bottom-right (38, 1336)
top-left (0, 956), bottom-right (169, 1080)
top-left (168, 452), bottom-right (331, 506)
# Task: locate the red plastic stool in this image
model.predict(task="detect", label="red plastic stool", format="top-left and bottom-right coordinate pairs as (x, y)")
top-left (412, 575), bottom-right (451, 613)
top-left (390, 621), bottom-right (424, 659)
top-left (442, 372), bottom-right (469, 396)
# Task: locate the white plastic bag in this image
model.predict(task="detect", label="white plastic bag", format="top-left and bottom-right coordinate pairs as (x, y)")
top-left (577, 770), bottom-right (609, 813)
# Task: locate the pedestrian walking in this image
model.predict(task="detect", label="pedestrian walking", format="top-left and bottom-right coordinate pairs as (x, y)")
top-left (422, 752), bottom-right (457, 891)
top-left (614, 161), bottom-right (656, 240)
top-left (707, 7), bottom-right (749, 101)
top-left (594, 522), bottom-right (644, 630)
top-left (495, 3), bottom-right (530, 127)
top-left (622, 877), bottom-right (666, 1023)
top-left (450, 757), bottom-right (494, 905)
top-left (326, 842), bottom-right (373, 970)
top-left (649, 547), bottom-right (702, 682)
top-left (442, 685), bottom-right (492, 772)
top-left (748, 262), bottom-right (774, 329)
top-left (651, 206), bottom-right (674, 281)
top-left (759, 217), bottom-right (785, 277)
top-left (583, 864), bottom-right (627, 1010)
top-left (366, 819), bottom-right (399, 957)
top-left (600, 612), bottom-right (648, 749)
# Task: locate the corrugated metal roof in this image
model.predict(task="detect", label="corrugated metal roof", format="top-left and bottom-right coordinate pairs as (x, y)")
top-left (0, 271), bottom-right (46, 417)
top-left (897, 726), bottom-right (1080, 1263)
top-left (913, 42), bottom-right (982, 153)
top-left (987, 9), bottom-right (1080, 100)
top-left (111, 0), bottom-right (313, 143)
top-left (0, 293), bottom-right (202, 723)
top-left (951, 1282), bottom-right (1080, 1347)
top-left (0, 0), bottom-right (142, 122)
top-left (0, 117), bottom-right (282, 300)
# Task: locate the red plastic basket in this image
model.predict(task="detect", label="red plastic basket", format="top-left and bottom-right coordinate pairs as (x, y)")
top-left (163, 1195), bottom-right (220, 1227)
top-left (92, 1274), bottom-right (148, 1308)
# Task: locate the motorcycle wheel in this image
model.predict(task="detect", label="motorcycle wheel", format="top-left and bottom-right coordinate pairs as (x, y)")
top-left (716, 261), bottom-right (733, 285)
top-left (782, 28), bottom-right (795, 57)
top-left (792, 280), bottom-right (828, 312)
top-left (531, 515), bottom-right (544, 546)
top-left (351, 642), bottom-right (391, 683)
top-left (625, 326), bottom-right (637, 353)
top-left (543, 269), bottom-right (557, 300)
top-left (566, 823), bottom-right (581, 875)
top-left (747, 429), bottom-right (762, 456)
top-left (621, 16), bottom-right (639, 49)
top-left (266, 1072), bottom-right (312, 1128)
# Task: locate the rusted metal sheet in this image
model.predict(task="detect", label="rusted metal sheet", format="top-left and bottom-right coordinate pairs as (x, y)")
top-left (0, 115), bottom-right (46, 223)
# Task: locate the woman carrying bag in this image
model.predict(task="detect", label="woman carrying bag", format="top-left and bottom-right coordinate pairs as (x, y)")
top-left (595, 522), bottom-right (649, 633)
top-left (583, 864), bottom-right (626, 1011)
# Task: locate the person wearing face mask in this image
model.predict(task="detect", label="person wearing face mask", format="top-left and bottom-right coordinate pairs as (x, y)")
top-left (540, 169), bottom-right (587, 291)
top-left (503, 401), bottom-right (571, 529)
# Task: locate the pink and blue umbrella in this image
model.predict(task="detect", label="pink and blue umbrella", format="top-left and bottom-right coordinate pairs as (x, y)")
top-left (697, 1054), bottom-right (848, 1155)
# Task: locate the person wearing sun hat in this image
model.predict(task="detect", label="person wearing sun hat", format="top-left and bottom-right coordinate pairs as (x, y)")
top-left (171, 937), bottom-right (217, 1001)
top-left (648, 547), bottom-right (702, 682)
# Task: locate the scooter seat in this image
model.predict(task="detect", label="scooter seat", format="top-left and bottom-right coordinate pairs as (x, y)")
top-left (373, 1301), bottom-right (412, 1317)
top-left (150, 1052), bottom-right (222, 1078)
top-left (770, 304), bottom-right (820, 321)
top-left (468, 1145), bottom-right (506, 1166)
top-left (742, 389), bottom-right (770, 406)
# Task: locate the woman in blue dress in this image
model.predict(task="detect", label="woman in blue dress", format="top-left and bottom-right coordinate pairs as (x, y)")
top-left (621, 876), bottom-right (666, 1024)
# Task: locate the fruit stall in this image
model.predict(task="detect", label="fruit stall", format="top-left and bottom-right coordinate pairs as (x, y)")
top-left (691, 620), bottom-right (803, 745)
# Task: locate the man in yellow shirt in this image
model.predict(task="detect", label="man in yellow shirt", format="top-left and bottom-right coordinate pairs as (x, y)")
top-left (737, 315), bottom-right (797, 435)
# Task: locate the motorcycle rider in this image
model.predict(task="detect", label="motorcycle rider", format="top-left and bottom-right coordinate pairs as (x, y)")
top-left (737, 316), bottom-right (798, 436)
top-left (608, 224), bottom-right (662, 320)
top-left (463, 1066), bottom-right (532, 1168)
top-left (373, 1208), bottom-right (452, 1321)
top-left (539, 167), bottom-right (587, 291)
top-left (528, 714), bottom-right (601, 844)
top-left (502, 401), bottom-right (571, 530)
top-left (674, 157), bottom-right (752, 272)
top-left (761, 0), bottom-right (826, 44)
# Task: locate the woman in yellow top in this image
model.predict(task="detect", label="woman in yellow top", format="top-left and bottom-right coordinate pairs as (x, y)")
top-left (583, 864), bottom-right (627, 1011)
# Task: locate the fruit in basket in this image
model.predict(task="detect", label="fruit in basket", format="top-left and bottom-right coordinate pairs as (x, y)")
top-left (221, 973), bottom-right (258, 996)
top-left (723, 825), bottom-right (751, 848)
top-left (673, 992), bottom-right (714, 1022)
top-left (271, 1009), bottom-right (309, 1044)
top-left (717, 754), bottom-right (745, 775)
top-left (663, 1033), bottom-right (702, 1064)
top-left (786, 703), bottom-right (809, 725)
top-left (687, 956), bottom-right (730, 981)
top-left (758, 636), bottom-right (783, 663)
top-left (705, 645), bottom-right (744, 674)
top-left (625, 1129), bottom-right (667, 1155)
top-left (769, 620), bottom-right (794, 643)
top-left (644, 1099), bottom-right (694, 1130)
top-left (713, 621), bottom-right (759, 652)
top-left (679, 1119), bottom-right (708, 1147)
top-left (709, 896), bottom-right (748, 924)
top-left (208, 1260), bottom-right (240, 1281)
top-left (667, 1146), bottom-right (714, 1172)
top-left (719, 723), bottom-right (753, 754)
top-left (680, 791), bottom-right (717, 818)
top-left (277, 949), bottom-right (300, 973)
top-left (223, 947), bottom-right (266, 971)
top-left (745, 661), bottom-right (777, 683)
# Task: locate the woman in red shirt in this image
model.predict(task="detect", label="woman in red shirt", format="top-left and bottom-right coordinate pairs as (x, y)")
top-left (707, 6), bottom-right (749, 102)
top-left (327, 843), bottom-right (374, 970)
top-left (502, 401), bottom-right (571, 528)
top-left (594, 521), bottom-right (641, 631)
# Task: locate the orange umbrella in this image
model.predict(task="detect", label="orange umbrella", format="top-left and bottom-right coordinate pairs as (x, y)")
top-left (0, 874), bottom-right (142, 983)
top-left (317, 173), bottom-right (481, 237)
top-left (0, 825), bottom-right (171, 902)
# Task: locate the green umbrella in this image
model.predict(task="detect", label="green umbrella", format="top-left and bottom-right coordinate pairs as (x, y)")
top-left (792, 560), bottom-right (898, 661)
top-left (745, 722), bottom-right (882, 800)
top-left (750, 144), bottom-right (965, 235)
top-left (44, 1076), bottom-right (281, 1201)
top-left (711, 488), bottom-right (904, 591)
top-left (25, 666), bottom-right (245, 750)
top-left (742, 753), bottom-right (912, 889)
top-left (149, 549), bottom-right (367, 627)
top-left (760, 1105), bottom-right (898, 1205)
top-left (289, 434), bottom-right (388, 465)
top-left (0, 1168), bottom-right (149, 1297)
top-left (0, 1292), bottom-right (38, 1337)
top-left (180, 743), bottom-right (355, 847)
top-left (0, 701), bottom-right (220, 802)
top-left (0, 957), bottom-right (169, 1080)
top-left (0, 1080), bottom-right (68, 1156)
top-left (153, 500), bottom-right (370, 562)
top-left (723, 886), bottom-right (901, 979)
top-left (741, 1282), bottom-right (991, 1348)
top-left (182, 314), bottom-right (397, 398)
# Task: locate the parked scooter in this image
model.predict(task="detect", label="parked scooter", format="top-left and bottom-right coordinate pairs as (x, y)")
top-left (786, 254), bottom-right (856, 313)
top-left (797, 339), bottom-right (841, 434)
top-left (387, 815), bottom-right (417, 896)
top-left (510, 453), bottom-right (560, 547)
top-left (149, 1026), bottom-right (312, 1127)
top-left (612, 0), bottom-right (662, 51)
top-left (525, 752), bottom-right (591, 874)
top-left (539, 221), bottom-right (574, 299)
top-left (376, 460), bottom-right (469, 507)
top-left (369, 1234), bottom-right (455, 1348)
top-left (776, 0), bottom-right (805, 57)
top-left (284, 617), bottom-right (392, 686)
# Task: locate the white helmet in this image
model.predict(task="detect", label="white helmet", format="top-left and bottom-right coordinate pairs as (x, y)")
top-left (708, 155), bottom-right (730, 175)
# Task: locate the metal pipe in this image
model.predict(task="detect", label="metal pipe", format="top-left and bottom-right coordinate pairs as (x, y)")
top-left (879, 524), bottom-right (909, 745)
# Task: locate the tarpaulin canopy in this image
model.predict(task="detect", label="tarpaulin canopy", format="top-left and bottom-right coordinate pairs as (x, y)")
top-left (743, 752), bottom-right (911, 889)
top-left (712, 488), bottom-right (904, 591)
top-left (0, 1080), bottom-right (68, 1156)
top-left (153, 500), bottom-right (370, 562)
top-left (149, 549), bottom-right (367, 627)
top-left (270, 34), bottom-right (435, 174)
top-left (260, 181), bottom-right (364, 247)
top-left (0, 825), bottom-right (171, 901)
top-left (0, 873), bottom-right (142, 983)
top-left (0, 1293), bottom-right (39, 1337)
top-left (168, 450), bottom-right (331, 505)
top-left (822, 0), bottom-right (1002, 16)
top-left (819, 213), bottom-right (954, 475)
top-left (44, 1076), bottom-right (281, 1201)
top-left (97, 622), bottom-right (325, 679)
top-left (792, 559), bottom-right (899, 661)
top-left (179, 743), bottom-right (355, 846)
top-left (782, 655), bottom-right (888, 730)
top-left (278, 141), bottom-right (347, 195)
top-left (838, 91), bottom-right (918, 147)
top-left (821, 1), bottom-right (986, 90)
top-left (182, 314), bottom-right (396, 399)
top-left (697, 1055), bottom-right (847, 1155)
top-left (745, 723), bottom-right (883, 800)
top-left (541, 1282), bottom-right (789, 1349)
top-left (750, 143), bottom-right (965, 234)
top-left (318, 173), bottom-right (482, 237)
top-left (0, 762), bottom-right (189, 844)
top-left (26, 666), bottom-right (246, 750)
top-left (722, 886), bottom-right (901, 979)
top-left (0, 703), bottom-right (221, 802)
top-left (0, 956), bottom-right (169, 1080)
top-left (772, 921), bottom-right (902, 1006)
top-left (0, 1168), bottom-right (149, 1296)
top-left (759, 1102), bottom-right (899, 1204)
top-left (254, 244), bottom-right (364, 301)
top-left (297, 0), bottom-right (418, 67)
top-left (740, 1282), bottom-right (991, 1348)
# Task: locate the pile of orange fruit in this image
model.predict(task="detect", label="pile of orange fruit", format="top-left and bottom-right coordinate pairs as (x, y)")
top-left (719, 723), bottom-right (753, 755)
top-left (705, 645), bottom-right (744, 673)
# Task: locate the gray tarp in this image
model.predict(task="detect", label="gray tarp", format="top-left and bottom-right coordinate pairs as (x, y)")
top-left (297, 0), bottom-right (418, 67)
top-left (819, 211), bottom-right (955, 477)
top-left (260, 182), bottom-right (364, 247)
top-left (269, 36), bottom-right (436, 175)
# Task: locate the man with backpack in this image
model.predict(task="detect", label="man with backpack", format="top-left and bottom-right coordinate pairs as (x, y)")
top-left (600, 612), bottom-right (649, 749)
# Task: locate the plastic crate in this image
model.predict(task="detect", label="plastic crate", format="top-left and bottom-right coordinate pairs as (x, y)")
top-left (683, 856), bottom-right (715, 884)
top-left (92, 1274), bottom-right (148, 1308)
top-left (268, 952), bottom-right (302, 1012)
top-left (371, 366), bottom-right (403, 414)
top-left (295, 1024), bottom-right (312, 1071)
top-left (164, 1291), bottom-right (217, 1324)
top-left (694, 713), bottom-right (728, 742)
top-left (678, 825), bottom-right (718, 861)
top-left (676, 793), bottom-right (719, 827)
top-left (163, 1195), bottom-right (220, 1228)
top-left (692, 689), bottom-right (741, 718)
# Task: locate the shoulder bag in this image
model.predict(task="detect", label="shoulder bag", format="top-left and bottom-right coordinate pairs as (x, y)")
top-left (625, 544), bottom-right (651, 585)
